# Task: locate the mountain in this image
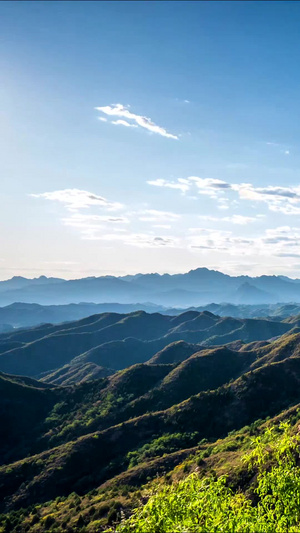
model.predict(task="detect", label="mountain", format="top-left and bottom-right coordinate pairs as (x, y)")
top-left (2, 308), bottom-right (300, 531)
top-left (2, 304), bottom-right (300, 532)
top-left (233, 281), bottom-right (275, 304)
top-left (3, 301), bottom-right (300, 330)
top-left (0, 310), bottom-right (293, 378)
top-left (0, 301), bottom-right (165, 328)
top-left (2, 326), bottom-right (300, 531)
top-left (40, 362), bottom-right (114, 386)
top-left (2, 268), bottom-right (300, 307)
top-left (0, 275), bottom-right (64, 293)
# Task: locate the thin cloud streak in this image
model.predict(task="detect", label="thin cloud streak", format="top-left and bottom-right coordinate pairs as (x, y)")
top-left (111, 119), bottom-right (138, 128)
top-left (95, 104), bottom-right (178, 139)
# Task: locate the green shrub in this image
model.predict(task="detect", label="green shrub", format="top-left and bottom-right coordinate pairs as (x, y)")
top-left (117, 422), bottom-right (300, 532)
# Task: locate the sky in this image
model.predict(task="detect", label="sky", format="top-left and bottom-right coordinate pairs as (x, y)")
top-left (1, 0), bottom-right (300, 280)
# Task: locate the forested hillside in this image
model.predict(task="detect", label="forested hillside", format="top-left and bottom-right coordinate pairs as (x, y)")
top-left (2, 309), bottom-right (300, 531)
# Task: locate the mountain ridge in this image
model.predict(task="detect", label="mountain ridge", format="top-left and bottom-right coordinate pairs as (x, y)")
top-left (1, 268), bottom-right (300, 306)
top-left (0, 310), bottom-right (293, 378)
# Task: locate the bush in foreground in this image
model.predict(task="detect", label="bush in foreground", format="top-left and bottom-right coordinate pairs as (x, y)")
top-left (117, 422), bottom-right (300, 532)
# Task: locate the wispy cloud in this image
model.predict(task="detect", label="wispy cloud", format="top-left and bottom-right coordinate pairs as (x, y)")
top-left (95, 104), bottom-right (178, 139)
top-left (174, 98), bottom-right (190, 105)
top-left (111, 119), bottom-right (138, 128)
top-left (197, 214), bottom-right (262, 225)
top-left (148, 176), bottom-right (300, 215)
top-left (147, 178), bottom-right (190, 193)
top-left (153, 224), bottom-right (172, 229)
top-left (148, 177), bottom-right (231, 199)
top-left (62, 213), bottom-right (129, 240)
top-left (63, 213), bottom-right (129, 227)
top-left (148, 176), bottom-right (232, 209)
top-left (82, 230), bottom-right (178, 248)
top-left (31, 189), bottom-right (181, 248)
top-left (276, 252), bottom-right (300, 258)
top-left (188, 226), bottom-right (300, 259)
top-left (124, 234), bottom-right (177, 248)
top-left (234, 183), bottom-right (300, 214)
top-left (188, 177), bottom-right (231, 198)
top-left (266, 141), bottom-right (291, 156)
top-left (222, 214), bottom-right (263, 225)
top-left (133, 209), bottom-right (181, 222)
top-left (30, 189), bottom-right (123, 212)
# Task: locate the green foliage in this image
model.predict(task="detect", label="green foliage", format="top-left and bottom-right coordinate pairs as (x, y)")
top-left (126, 432), bottom-right (199, 468)
top-left (117, 422), bottom-right (300, 532)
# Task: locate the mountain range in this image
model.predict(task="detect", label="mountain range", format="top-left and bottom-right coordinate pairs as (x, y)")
top-left (2, 281), bottom-right (300, 531)
top-left (0, 309), bottom-right (296, 379)
top-left (2, 268), bottom-right (300, 307)
top-left (2, 301), bottom-right (300, 330)
top-left (2, 309), bottom-right (300, 531)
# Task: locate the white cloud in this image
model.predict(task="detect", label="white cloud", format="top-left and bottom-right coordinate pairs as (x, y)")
top-left (83, 231), bottom-right (178, 248)
top-left (31, 189), bottom-right (182, 247)
top-left (148, 176), bottom-right (300, 215)
top-left (153, 224), bottom-right (172, 229)
top-left (125, 234), bottom-right (177, 248)
top-left (147, 178), bottom-right (190, 193)
top-left (189, 177), bottom-right (231, 196)
top-left (197, 214), bottom-right (261, 225)
top-left (63, 213), bottom-right (129, 227)
top-left (233, 183), bottom-right (300, 215)
top-left (111, 119), bottom-right (138, 128)
top-left (221, 215), bottom-right (260, 225)
top-left (95, 104), bottom-right (178, 139)
top-left (61, 212), bottom-right (130, 241)
top-left (135, 209), bottom-right (181, 222)
top-left (148, 176), bottom-right (233, 210)
top-left (197, 216), bottom-right (220, 222)
top-left (276, 252), bottom-right (300, 258)
top-left (98, 117), bottom-right (107, 122)
top-left (30, 189), bottom-right (123, 212)
top-left (188, 229), bottom-right (233, 252)
top-left (216, 198), bottom-right (230, 210)
top-left (188, 226), bottom-right (300, 259)
top-left (147, 176), bottom-right (231, 202)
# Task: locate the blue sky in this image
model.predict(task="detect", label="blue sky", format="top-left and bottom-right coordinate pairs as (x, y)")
top-left (1, 0), bottom-right (300, 279)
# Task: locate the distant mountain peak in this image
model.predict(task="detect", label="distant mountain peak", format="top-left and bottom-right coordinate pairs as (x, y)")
top-left (234, 282), bottom-right (274, 304)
